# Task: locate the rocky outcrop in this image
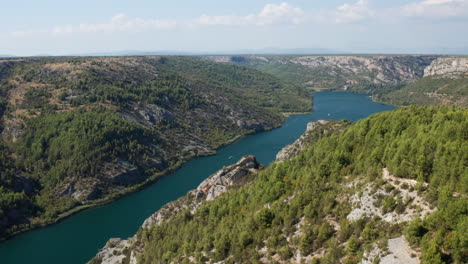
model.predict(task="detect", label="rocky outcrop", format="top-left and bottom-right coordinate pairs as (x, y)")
top-left (92, 238), bottom-right (136, 264)
top-left (362, 236), bottom-right (420, 264)
top-left (276, 120), bottom-right (351, 162)
top-left (121, 103), bottom-right (175, 127)
top-left (60, 178), bottom-right (102, 201)
top-left (206, 55), bottom-right (437, 89)
top-left (142, 155), bottom-right (261, 228)
top-left (276, 120), bottom-right (329, 162)
top-left (89, 155), bottom-right (262, 264)
top-left (423, 57), bottom-right (468, 78)
top-left (290, 56), bottom-right (434, 84)
top-left (347, 169), bottom-right (435, 223)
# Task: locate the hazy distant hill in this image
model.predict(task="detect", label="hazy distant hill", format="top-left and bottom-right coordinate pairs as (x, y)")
top-left (206, 54), bottom-right (468, 107)
top-left (376, 57), bottom-right (468, 106)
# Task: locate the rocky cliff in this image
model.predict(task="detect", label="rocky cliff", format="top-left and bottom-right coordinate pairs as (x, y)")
top-left (205, 55), bottom-right (437, 91)
top-left (377, 56), bottom-right (468, 106)
top-left (276, 120), bottom-right (350, 162)
top-left (142, 155), bottom-right (262, 228)
top-left (89, 155), bottom-right (262, 264)
top-left (290, 55), bottom-right (430, 85)
top-left (423, 57), bottom-right (468, 78)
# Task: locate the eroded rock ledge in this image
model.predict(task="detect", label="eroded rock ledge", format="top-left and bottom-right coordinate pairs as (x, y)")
top-left (142, 155), bottom-right (262, 228)
top-left (276, 120), bottom-right (350, 162)
top-left (90, 155), bottom-right (262, 264)
top-left (423, 57), bottom-right (468, 78)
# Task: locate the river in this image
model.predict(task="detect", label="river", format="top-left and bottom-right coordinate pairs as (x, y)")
top-left (0, 92), bottom-right (395, 263)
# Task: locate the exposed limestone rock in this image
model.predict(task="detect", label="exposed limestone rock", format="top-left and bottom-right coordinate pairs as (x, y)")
top-left (236, 119), bottom-right (265, 131)
top-left (60, 178), bottom-right (102, 201)
top-left (102, 160), bottom-right (147, 186)
top-left (90, 156), bottom-right (262, 264)
top-left (290, 56), bottom-right (432, 84)
top-left (347, 168), bottom-right (435, 223)
top-left (423, 57), bottom-right (468, 78)
top-left (142, 155), bottom-right (261, 228)
top-left (1, 119), bottom-right (24, 142)
top-left (275, 120), bottom-right (351, 163)
top-left (121, 103), bottom-right (175, 127)
top-left (94, 238), bottom-right (134, 264)
top-left (362, 236), bottom-right (420, 264)
top-left (205, 55), bottom-right (437, 89)
top-left (276, 120), bottom-right (329, 162)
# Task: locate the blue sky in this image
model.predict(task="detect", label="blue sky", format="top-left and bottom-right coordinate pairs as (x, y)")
top-left (1, 0), bottom-right (467, 55)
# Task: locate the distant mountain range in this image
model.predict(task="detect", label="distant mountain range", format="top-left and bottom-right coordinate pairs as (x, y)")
top-left (67, 48), bottom-right (343, 56)
top-left (2, 46), bottom-right (467, 58)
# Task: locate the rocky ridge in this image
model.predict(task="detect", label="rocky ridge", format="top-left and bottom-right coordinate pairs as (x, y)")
top-left (205, 55), bottom-right (437, 90)
top-left (142, 155), bottom-right (262, 228)
top-left (423, 57), bottom-right (468, 78)
top-left (377, 56), bottom-right (468, 106)
top-left (276, 119), bottom-right (350, 162)
top-left (290, 56), bottom-right (429, 85)
top-left (276, 120), bottom-right (329, 162)
top-left (90, 155), bottom-right (262, 264)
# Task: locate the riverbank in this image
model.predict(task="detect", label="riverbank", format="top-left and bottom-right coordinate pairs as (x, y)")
top-left (0, 111), bottom-right (302, 243)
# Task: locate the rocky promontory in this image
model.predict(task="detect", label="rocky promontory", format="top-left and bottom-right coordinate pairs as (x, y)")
top-left (276, 120), bottom-right (350, 162)
top-left (89, 155), bottom-right (262, 264)
top-left (142, 155), bottom-right (262, 228)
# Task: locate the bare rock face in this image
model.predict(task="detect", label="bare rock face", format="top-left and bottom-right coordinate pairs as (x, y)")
top-left (60, 178), bottom-right (102, 201)
top-left (93, 238), bottom-right (136, 264)
top-left (363, 236), bottom-right (420, 264)
top-left (276, 120), bottom-right (330, 162)
top-left (121, 103), bottom-right (175, 127)
top-left (89, 156), bottom-right (262, 264)
top-left (1, 119), bottom-right (24, 142)
top-left (423, 57), bottom-right (468, 78)
top-left (142, 155), bottom-right (261, 228)
top-left (287, 55), bottom-right (435, 85)
top-left (101, 160), bottom-right (147, 186)
top-left (197, 155), bottom-right (260, 200)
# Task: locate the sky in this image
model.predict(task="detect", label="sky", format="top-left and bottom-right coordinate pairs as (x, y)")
top-left (1, 0), bottom-right (468, 56)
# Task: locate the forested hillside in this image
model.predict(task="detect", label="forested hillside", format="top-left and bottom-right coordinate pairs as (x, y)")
top-left (0, 56), bottom-right (310, 240)
top-left (104, 106), bottom-right (467, 264)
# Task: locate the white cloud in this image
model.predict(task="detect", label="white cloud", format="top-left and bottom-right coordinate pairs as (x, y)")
top-left (334, 0), bottom-right (373, 23)
top-left (50, 13), bottom-right (180, 36)
top-left (9, 1), bottom-right (468, 38)
top-left (256, 2), bottom-right (305, 25)
top-left (196, 3), bottom-right (304, 26)
top-left (11, 3), bottom-right (305, 37)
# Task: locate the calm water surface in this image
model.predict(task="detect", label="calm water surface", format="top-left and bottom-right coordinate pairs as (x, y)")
top-left (0, 92), bottom-right (395, 264)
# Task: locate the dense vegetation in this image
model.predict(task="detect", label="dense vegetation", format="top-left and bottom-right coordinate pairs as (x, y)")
top-left (136, 106), bottom-right (467, 263)
top-left (0, 56), bottom-right (311, 240)
top-left (377, 77), bottom-right (468, 106)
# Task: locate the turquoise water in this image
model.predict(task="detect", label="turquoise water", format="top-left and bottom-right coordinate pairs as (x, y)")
top-left (0, 92), bottom-right (395, 264)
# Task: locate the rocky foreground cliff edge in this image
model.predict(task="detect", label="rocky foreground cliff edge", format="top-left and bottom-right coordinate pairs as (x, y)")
top-left (89, 155), bottom-right (262, 264)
